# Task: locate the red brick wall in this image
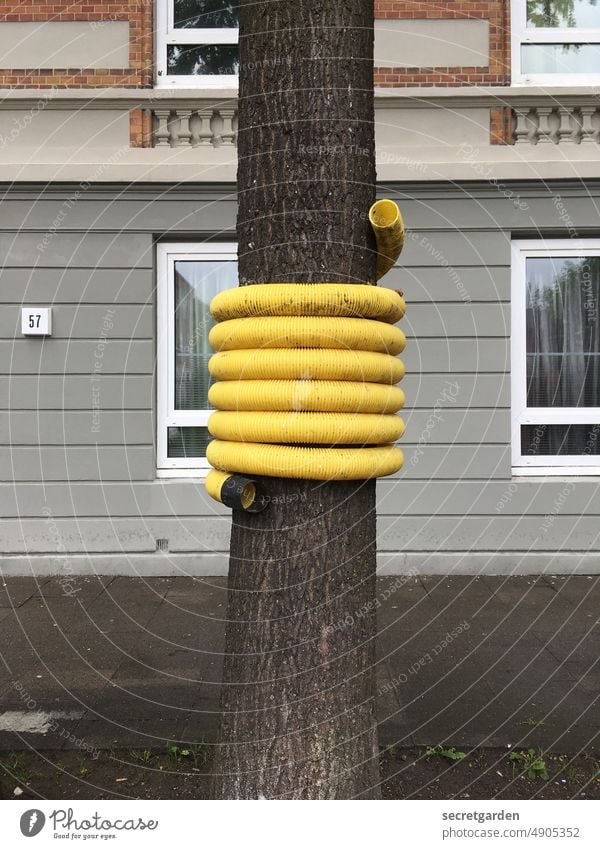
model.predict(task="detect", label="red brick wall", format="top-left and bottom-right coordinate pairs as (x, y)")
top-left (374, 0), bottom-right (510, 87)
top-left (0, 2), bottom-right (512, 144)
top-left (0, 1), bottom-right (153, 88)
top-left (490, 105), bottom-right (513, 144)
top-left (130, 106), bottom-right (154, 147)
top-left (0, 2), bottom-right (509, 89)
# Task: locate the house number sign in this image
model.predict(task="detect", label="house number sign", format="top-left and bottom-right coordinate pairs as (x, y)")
top-left (21, 307), bottom-right (52, 336)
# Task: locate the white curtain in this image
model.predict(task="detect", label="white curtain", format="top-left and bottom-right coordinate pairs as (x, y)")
top-left (526, 256), bottom-right (600, 454)
top-left (174, 259), bottom-right (237, 410)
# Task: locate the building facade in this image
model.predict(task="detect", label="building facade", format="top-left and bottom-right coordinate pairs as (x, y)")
top-left (1, 1), bottom-right (600, 576)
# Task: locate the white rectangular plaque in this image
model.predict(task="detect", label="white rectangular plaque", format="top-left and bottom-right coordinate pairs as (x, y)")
top-left (21, 307), bottom-right (52, 336)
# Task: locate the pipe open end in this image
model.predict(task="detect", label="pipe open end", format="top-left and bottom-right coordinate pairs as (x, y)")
top-left (369, 198), bottom-right (400, 229)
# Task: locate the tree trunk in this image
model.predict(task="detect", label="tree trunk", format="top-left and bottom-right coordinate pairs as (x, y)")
top-left (211, 0), bottom-right (381, 800)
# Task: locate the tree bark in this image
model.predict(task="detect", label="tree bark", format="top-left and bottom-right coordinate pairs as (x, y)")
top-left (212, 0), bottom-right (381, 800)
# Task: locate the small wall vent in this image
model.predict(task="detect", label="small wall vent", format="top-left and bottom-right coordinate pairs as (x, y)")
top-left (156, 538), bottom-right (169, 552)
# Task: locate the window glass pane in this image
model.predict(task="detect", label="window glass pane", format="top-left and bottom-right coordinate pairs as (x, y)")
top-left (174, 0), bottom-right (238, 29)
top-left (521, 423), bottom-right (600, 455)
top-left (167, 44), bottom-right (239, 75)
top-left (167, 426), bottom-right (212, 458)
top-left (526, 0), bottom-right (600, 28)
top-left (174, 258), bottom-right (237, 410)
top-left (526, 257), bottom-right (600, 406)
top-left (521, 43), bottom-right (600, 73)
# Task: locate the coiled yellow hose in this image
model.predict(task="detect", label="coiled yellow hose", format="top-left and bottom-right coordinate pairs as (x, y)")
top-left (207, 441), bottom-right (403, 482)
top-left (211, 283), bottom-right (405, 321)
top-left (209, 316), bottom-right (406, 356)
top-left (209, 348), bottom-right (405, 384)
top-left (209, 411), bottom-right (405, 444)
top-left (205, 198), bottom-right (406, 508)
top-left (369, 198), bottom-right (405, 280)
top-left (208, 380), bottom-right (405, 413)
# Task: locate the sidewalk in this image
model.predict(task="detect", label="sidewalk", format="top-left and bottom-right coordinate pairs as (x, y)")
top-left (0, 575), bottom-right (598, 754)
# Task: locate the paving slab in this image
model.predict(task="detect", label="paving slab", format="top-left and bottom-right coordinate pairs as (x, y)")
top-left (69, 718), bottom-right (192, 750)
top-left (0, 576), bottom-right (597, 755)
top-left (37, 576), bottom-right (115, 602)
top-left (0, 577), bottom-right (48, 608)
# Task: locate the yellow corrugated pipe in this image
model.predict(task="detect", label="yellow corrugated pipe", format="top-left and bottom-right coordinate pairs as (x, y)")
top-left (209, 348), bottom-right (405, 384)
top-left (209, 315), bottom-right (406, 356)
top-left (369, 198), bottom-right (405, 280)
top-left (208, 380), bottom-right (405, 413)
top-left (205, 198), bottom-right (406, 510)
top-left (210, 281), bottom-right (405, 320)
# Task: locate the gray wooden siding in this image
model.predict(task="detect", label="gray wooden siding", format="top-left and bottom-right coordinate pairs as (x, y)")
top-left (0, 181), bottom-right (598, 570)
top-left (402, 339), bottom-right (509, 373)
top-left (0, 232), bottom-right (152, 268)
top-left (0, 305), bottom-right (153, 338)
top-left (1, 341), bottom-right (153, 373)
top-left (0, 376), bottom-right (153, 409)
top-left (0, 412), bottom-right (154, 444)
top-left (2, 269), bottom-right (151, 303)
top-left (0, 447), bottom-right (154, 481)
top-left (2, 478), bottom-right (597, 518)
top-left (0, 214), bottom-right (155, 496)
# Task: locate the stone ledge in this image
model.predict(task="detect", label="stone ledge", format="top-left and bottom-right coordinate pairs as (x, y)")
top-left (2, 551), bottom-right (599, 577)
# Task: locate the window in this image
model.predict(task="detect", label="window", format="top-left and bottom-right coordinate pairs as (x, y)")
top-left (512, 240), bottom-right (600, 475)
top-left (156, 0), bottom-right (239, 87)
top-left (512, 0), bottom-right (600, 83)
top-left (157, 243), bottom-right (237, 476)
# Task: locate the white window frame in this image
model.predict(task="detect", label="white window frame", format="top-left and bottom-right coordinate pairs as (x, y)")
top-left (511, 0), bottom-right (600, 84)
top-left (157, 241), bottom-right (237, 478)
top-left (512, 239), bottom-right (600, 475)
top-left (155, 0), bottom-right (238, 88)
